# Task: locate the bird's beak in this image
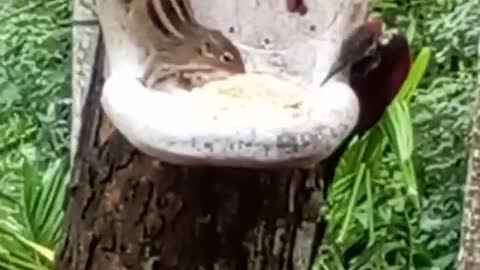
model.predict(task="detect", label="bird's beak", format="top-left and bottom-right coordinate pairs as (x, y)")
top-left (320, 59), bottom-right (348, 86)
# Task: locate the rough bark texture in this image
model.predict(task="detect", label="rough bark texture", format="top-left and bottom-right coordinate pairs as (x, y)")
top-left (458, 38), bottom-right (480, 270)
top-left (57, 1), bottom-right (367, 269)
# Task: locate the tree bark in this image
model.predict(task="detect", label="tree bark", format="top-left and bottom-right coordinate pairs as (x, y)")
top-left (56, 1), bottom-right (367, 269)
top-left (457, 37), bottom-right (480, 270)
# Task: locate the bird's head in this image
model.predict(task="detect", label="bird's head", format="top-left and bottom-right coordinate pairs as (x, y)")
top-left (321, 19), bottom-right (412, 131)
top-left (321, 19), bottom-right (384, 85)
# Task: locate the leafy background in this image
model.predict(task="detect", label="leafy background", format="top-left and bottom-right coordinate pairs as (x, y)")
top-left (0, 0), bottom-right (71, 269)
top-left (0, 0), bottom-right (478, 269)
top-left (316, 0), bottom-right (479, 269)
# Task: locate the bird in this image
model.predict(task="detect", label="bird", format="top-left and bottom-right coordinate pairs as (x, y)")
top-left (320, 19), bottom-right (411, 193)
top-left (308, 20), bottom-right (412, 268)
top-left (126, 0), bottom-right (246, 90)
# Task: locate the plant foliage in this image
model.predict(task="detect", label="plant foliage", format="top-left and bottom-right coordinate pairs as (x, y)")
top-left (317, 0), bottom-right (479, 269)
top-left (0, 158), bottom-right (68, 269)
top-left (316, 46), bottom-right (431, 270)
top-left (0, 0), bottom-right (71, 269)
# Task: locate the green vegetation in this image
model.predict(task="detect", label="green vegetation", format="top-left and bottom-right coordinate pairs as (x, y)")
top-left (317, 0), bottom-right (479, 269)
top-left (0, 0), bottom-right (477, 269)
top-left (0, 1), bottom-right (71, 269)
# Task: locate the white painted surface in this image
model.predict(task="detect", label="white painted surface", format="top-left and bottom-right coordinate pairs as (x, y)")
top-left (96, 0), bottom-right (367, 167)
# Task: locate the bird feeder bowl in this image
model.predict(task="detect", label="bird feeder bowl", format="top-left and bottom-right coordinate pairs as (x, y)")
top-left (96, 0), bottom-right (361, 168)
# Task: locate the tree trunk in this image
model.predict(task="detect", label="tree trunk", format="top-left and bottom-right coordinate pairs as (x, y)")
top-left (458, 37), bottom-right (480, 270)
top-left (56, 1), bottom-right (367, 269)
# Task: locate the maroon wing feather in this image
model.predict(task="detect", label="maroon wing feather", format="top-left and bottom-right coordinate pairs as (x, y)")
top-left (351, 34), bottom-right (411, 132)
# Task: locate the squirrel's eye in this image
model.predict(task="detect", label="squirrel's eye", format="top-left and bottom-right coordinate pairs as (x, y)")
top-left (202, 42), bottom-right (211, 52)
top-left (201, 42), bottom-right (215, 57)
top-left (220, 52), bottom-right (234, 62)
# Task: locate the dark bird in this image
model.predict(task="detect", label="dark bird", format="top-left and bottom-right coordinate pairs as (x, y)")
top-left (309, 20), bottom-right (412, 268)
top-left (320, 20), bottom-right (383, 86)
top-left (322, 21), bottom-right (411, 190)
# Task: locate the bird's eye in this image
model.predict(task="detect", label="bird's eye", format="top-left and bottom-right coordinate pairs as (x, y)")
top-left (366, 36), bottom-right (374, 45)
top-left (220, 52), bottom-right (234, 63)
top-left (362, 35), bottom-right (375, 47)
top-left (363, 35), bottom-right (378, 55)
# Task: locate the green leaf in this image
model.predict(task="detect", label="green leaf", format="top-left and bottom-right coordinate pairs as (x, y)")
top-left (397, 47), bottom-right (432, 102)
top-left (13, 234), bottom-right (54, 263)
